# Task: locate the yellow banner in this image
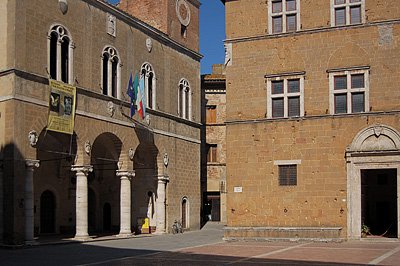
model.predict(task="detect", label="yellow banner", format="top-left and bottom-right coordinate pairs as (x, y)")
top-left (47, 79), bottom-right (76, 134)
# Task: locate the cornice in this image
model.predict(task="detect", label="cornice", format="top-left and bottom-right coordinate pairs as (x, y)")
top-left (225, 19), bottom-right (400, 44)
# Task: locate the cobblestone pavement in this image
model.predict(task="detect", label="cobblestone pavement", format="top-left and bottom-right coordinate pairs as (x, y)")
top-left (1, 223), bottom-right (400, 265)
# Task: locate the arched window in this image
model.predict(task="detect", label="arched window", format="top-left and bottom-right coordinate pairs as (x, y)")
top-left (178, 79), bottom-right (192, 120)
top-left (48, 25), bottom-right (74, 84)
top-left (141, 63), bottom-right (156, 110)
top-left (101, 46), bottom-right (121, 98)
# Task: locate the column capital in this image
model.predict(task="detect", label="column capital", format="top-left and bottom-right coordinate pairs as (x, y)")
top-left (71, 165), bottom-right (93, 174)
top-left (25, 159), bottom-right (40, 168)
top-left (156, 174), bottom-right (169, 183)
top-left (116, 170), bottom-right (135, 179)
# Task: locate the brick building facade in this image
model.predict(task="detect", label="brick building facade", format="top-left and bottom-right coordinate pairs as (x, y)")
top-left (201, 64), bottom-right (227, 224)
top-left (222, 0), bottom-right (400, 240)
top-left (0, 0), bottom-right (201, 245)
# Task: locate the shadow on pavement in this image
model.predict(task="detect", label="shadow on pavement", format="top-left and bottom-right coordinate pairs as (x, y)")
top-left (0, 242), bottom-right (368, 266)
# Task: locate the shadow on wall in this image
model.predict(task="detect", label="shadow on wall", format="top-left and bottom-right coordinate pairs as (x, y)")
top-left (1, 143), bottom-right (26, 245)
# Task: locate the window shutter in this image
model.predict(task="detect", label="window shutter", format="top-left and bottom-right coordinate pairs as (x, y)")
top-left (287, 14), bottom-right (296, 32)
top-left (335, 8), bottom-right (346, 26)
top-left (335, 94), bottom-right (347, 114)
top-left (272, 1), bottom-right (282, 13)
top-left (286, 0), bottom-right (296, 11)
top-left (351, 74), bottom-right (364, 88)
top-left (273, 16), bottom-right (283, 33)
top-left (288, 97), bottom-right (300, 117)
top-left (352, 93), bottom-right (364, 112)
top-left (350, 6), bottom-right (361, 24)
top-left (272, 98), bottom-right (284, 117)
top-left (334, 76), bottom-right (347, 90)
top-left (272, 80), bottom-right (284, 94)
top-left (288, 79), bottom-right (300, 93)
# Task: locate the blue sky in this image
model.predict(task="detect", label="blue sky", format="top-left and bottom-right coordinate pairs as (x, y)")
top-left (107, 0), bottom-right (225, 74)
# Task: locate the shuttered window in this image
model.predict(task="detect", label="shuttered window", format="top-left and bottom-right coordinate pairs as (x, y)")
top-left (351, 74), bottom-right (364, 88)
top-left (350, 6), bottom-right (361, 24)
top-left (207, 144), bottom-right (217, 163)
top-left (272, 98), bottom-right (284, 117)
top-left (335, 8), bottom-right (346, 25)
top-left (288, 97), bottom-right (300, 117)
top-left (335, 94), bottom-right (347, 114)
top-left (286, 0), bottom-right (296, 11)
top-left (330, 69), bottom-right (368, 115)
top-left (269, 0), bottom-right (298, 34)
top-left (267, 75), bottom-right (304, 118)
top-left (272, 1), bottom-right (282, 13)
top-left (272, 81), bottom-right (284, 94)
top-left (288, 79), bottom-right (300, 93)
top-left (334, 76), bottom-right (347, 90)
top-left (352, 92), bottom-right (364, 112)
top-left (279, 165), bottom-right (297, 186)
top-left (206, 105), bottom-right (217, 123)
top-left (287, 14), bottom-right (296, 32)
top-left (273, 16), bottom-right (282, 33)
top-left (332, 0), bottom-right (363, 26)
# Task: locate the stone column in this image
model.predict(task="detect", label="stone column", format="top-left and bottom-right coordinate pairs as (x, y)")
top-left (155, 175), bottom-right (169, 234)
top-left (71, 165), bottom-right (93, 241)
top-left (116, 170), bottom-right (135, 237)
top-left (25, 159), bottom-right (40, 245)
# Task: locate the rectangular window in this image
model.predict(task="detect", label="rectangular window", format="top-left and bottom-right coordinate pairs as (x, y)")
top-left (335, 94), bottom-right (347, 114)
top-left (288, 79), bottom-right (300, 93)
top-left (288, 97), bottom-right (300, 117)
top-left (273, 16), bottom-right (283, 33)
top-left (207, 144), bottom-right (217, 163)
top-left (272, 98), bottom-right (284, 117)
top-left (272, 80), bottom-right (284, 94)
top-left (206, 105), bottom-right (217, 123)
top-left (279, 165), bottom-right (297, 186)
top-left (352, 92), bottom-right (364, 112)
top-left (332, 0), bottom-right (364, 26)
top-left (335, 8), bottom-right (346, 26)
top-left (269, 0), bottom-right (299, 34)
top-left (350, 6), bottom-right (361, 24)
top-left (329, 68), bottom-right (369, 115)
top-left (286, 0), bottom-right (296, 11)
top-left (267, 74), bottom-right (304, 118)
top-left (272, 1), bottom-right (282, 13)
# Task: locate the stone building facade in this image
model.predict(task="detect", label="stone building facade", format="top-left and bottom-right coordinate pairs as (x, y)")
top-left (222, 0), bottom-right (400, 240)
top-left (0, 0), bottom-right (201, 245)
top-left (201, 64), bottom-right (226, 223)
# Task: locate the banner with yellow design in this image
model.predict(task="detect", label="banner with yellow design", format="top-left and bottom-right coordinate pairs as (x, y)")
top-left (47, 79), bottom-right (76, 134)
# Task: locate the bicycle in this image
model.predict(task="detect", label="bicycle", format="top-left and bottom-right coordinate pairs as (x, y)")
top-left (171, 219), bottom-right (183, 234)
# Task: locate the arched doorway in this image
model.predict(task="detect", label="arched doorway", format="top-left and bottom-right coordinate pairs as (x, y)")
top-left (90, 133), bottom-right (122, 234)
top-left (346, 124), bottom-right (400, 239)
top-left (133, 142), bottom-right (158, 233)
top-left (35, 129), bottom-right (77, 235)
top-left (40, 190), bottom-right (55, 234)
top-left (182, 197), bottom-right (189, 229)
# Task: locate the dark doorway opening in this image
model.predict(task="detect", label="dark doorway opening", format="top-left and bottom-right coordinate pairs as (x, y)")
top-left (204, 192), bottom-right (221, 222)
top-left (361, 169), bottom-right (398, 238)
top-left (103, 203), bottom-right (112, 231)
top-left (182, 198), bottom-right (187, 228)
top-left (40, 190), bottom-right (55, 234)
